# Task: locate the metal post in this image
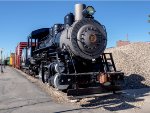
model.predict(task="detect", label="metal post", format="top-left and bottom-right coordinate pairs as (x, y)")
top-left (1, 50), bottom-right (3, 73)
top-left (3, 55), bottom-right (5, 68)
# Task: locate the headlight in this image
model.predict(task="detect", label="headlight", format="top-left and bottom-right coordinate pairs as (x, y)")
top-left (86, 6), bottom-right (95, 15)
top-left (82, 6), bottom-right (96, 17)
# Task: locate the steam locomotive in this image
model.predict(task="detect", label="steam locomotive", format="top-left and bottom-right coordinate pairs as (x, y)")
top-left (21, 4), bottom-right (124, 96)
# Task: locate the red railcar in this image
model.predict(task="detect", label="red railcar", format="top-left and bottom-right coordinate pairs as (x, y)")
top-left (15, 42), bottom-right (28, 69)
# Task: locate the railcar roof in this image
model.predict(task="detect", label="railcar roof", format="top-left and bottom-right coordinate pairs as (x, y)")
top-left (28, 28), bottom-right (50, 39)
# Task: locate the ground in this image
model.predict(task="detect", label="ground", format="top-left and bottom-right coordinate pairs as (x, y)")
top-left (0, 67), bottom-right (150, 113)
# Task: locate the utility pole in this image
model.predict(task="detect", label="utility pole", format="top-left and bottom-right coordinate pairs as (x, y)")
top-left (148, 15), bottom-right (150, 35)
top-left (126, 34), bottom-right (128, 41)
top-left (0, 48), bottom-right (4, 73)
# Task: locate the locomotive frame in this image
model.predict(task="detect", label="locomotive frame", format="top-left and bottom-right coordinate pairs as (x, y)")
top-left (20, 4), bottom-right (124, 97)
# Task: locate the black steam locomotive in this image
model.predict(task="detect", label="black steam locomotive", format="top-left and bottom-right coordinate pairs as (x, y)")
top-left (21, 4), bottom-right (124, 96)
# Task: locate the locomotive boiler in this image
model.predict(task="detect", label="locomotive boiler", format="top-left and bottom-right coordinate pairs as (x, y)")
top-left (21, 4), bottom-right (124, 96)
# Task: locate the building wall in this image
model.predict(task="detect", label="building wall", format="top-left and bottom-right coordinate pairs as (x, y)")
top-left (116, 40), bottom-right (130, 47)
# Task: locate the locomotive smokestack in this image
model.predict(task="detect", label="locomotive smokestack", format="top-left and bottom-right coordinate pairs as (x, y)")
top-left (75, 4), bottom-right (86, 21)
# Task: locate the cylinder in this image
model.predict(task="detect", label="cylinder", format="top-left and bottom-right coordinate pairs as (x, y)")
top-left (75, 4), bottom-right (86, 21)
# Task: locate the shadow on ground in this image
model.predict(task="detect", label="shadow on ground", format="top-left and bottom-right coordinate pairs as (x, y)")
top-left (55, 74), bottom-right (150, 113)
top-left (80, 74), bottom-right (150, 111)
top-left (123, 74), bottom-right (149, 89)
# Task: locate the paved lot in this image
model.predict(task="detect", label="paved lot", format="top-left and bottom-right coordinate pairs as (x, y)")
top-left (0, 67), bottom-right (150, 113)
top-left (0, 67), bottom-right (112, 113)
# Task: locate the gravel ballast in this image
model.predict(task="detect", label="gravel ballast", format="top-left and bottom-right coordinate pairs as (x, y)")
top-left (105, 42), bottom-right (150, 89)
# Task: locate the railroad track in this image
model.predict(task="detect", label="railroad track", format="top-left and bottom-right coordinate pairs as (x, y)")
top-left (12, 67), bottom-right (147, 113)
top-left (14, 67), bottom-right (125, 102)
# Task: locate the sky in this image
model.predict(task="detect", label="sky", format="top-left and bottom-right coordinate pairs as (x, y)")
top-left (0, 1), bottom-right (150, 57)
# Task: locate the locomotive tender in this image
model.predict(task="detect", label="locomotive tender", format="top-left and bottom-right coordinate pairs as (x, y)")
top-left (21, 4), bottom-right (124, 96)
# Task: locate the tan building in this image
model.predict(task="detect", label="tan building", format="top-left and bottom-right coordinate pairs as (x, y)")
top-left (116, 40), bottom-right (130, 47)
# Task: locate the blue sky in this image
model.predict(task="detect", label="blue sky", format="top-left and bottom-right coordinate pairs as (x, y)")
top-left (0, 1), bottom-right (150, 57)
